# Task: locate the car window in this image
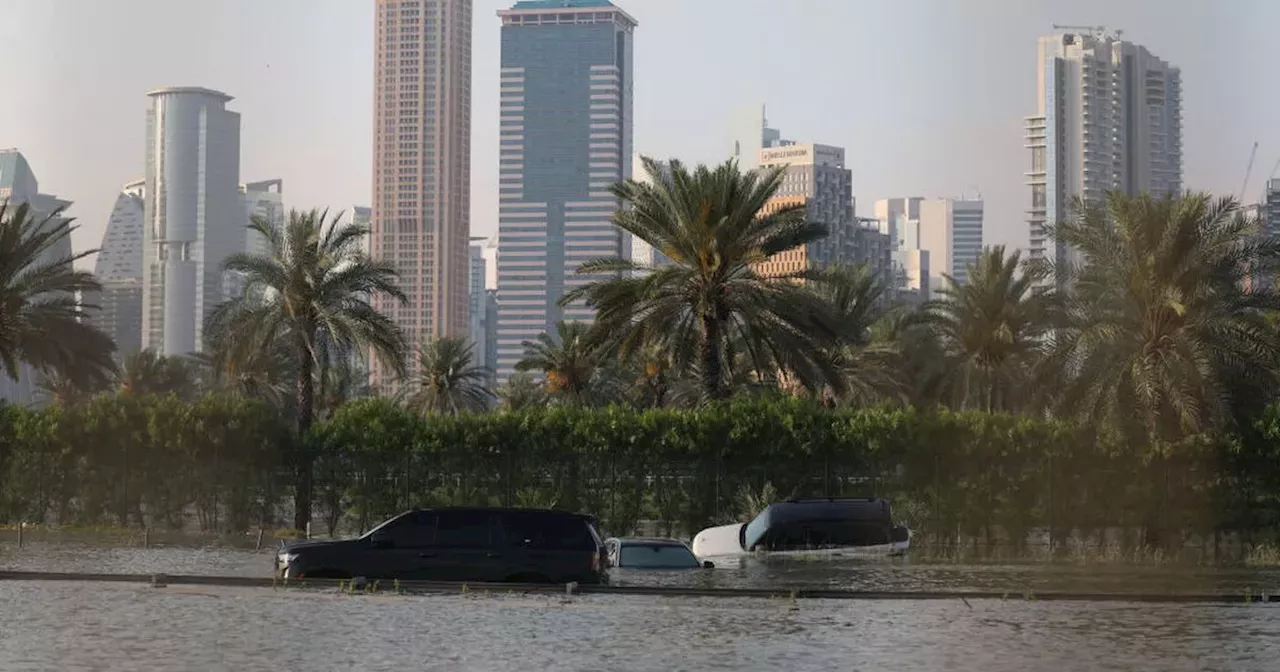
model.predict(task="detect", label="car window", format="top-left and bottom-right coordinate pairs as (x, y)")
top-left (434, 510), bottom-right (496, 548)
top-left (619, 544), bottom-right (699, 569)
top-left (502, 513), bottom-right (595, 550)
top-left (381, 511), bottom-right (436, 549)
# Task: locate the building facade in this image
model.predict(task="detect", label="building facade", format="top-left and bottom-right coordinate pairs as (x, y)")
top-left (1026, 29), bottom-right (1181, 283)
top-left (628, 153), bottom-right (670, 268)
top-left (90, 179), bottom-right (146, 359)
top-left (468, 239), bottom-right (493, 379)
top-left (876, 197), bottom-right (983, 299)
top-left (142, 87), bottom-right (242, 356)
top-left (728, 103), bottom-right (785, 171)
top-left (241, 179), bottom-right (284, 256)
top-left (0, 150), bottom-right (73, 405)
top-left (1265, 179), bottom-right (1280, 238)
top-left (752, 143), bottom-right (890, 293)
top-left (494, 0), bottom-right (637, 381)
top-left (371, 0), bottom-right (473, 391)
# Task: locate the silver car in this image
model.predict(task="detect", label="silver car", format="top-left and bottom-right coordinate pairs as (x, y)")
top-left (604, 537), bottom-right (714, 570)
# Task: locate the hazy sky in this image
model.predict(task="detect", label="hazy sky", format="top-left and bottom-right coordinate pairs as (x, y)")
top-left (1, 0), bottom-right (1276, 267)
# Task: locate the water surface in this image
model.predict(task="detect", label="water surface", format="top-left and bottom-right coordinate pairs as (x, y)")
top-left (0, 581), bottom-right (1277, 671)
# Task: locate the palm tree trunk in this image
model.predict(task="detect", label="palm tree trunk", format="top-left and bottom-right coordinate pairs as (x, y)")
top-left (700, 313), bottom-right (724, 401)
top-left (293, 337), bottom-right (315, 532)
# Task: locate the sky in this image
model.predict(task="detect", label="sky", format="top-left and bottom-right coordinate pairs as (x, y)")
top-left (0, 0), bottom-right (1277, 269)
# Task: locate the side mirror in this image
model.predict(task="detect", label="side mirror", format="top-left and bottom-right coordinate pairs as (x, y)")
top-left (702, 560), bottom-right (715, 569)
top-left (369, 530), bottom-right (393, 549)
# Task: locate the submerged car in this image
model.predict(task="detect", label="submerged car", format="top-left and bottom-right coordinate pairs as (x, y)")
top-left (605, 537), bottom-right (714, 570)
top-left (691, 497), bottom-right (910, 559)
top-left (275, 507), bottom-right (606, 584)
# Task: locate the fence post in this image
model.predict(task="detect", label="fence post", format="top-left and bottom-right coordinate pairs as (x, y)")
top-left (17, 522), bottom-right (23, 549)
top-left (143, 527), bottom-right (150, 549)
top-left (305, 522), bottom-right (312, 540)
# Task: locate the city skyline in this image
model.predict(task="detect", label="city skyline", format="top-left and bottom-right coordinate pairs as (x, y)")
top-left (0, 1), bottom-right (1275, 274)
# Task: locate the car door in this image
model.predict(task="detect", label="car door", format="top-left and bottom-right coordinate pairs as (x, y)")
top-left (428, 510), bottom-right (506, 582)
top-left (363, 511), bottom-right (439, 579)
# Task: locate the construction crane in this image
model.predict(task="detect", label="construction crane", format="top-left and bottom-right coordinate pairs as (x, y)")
top-left (1238, 141), bottom-right (1258, 201)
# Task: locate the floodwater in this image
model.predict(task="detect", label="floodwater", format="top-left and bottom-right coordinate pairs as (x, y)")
top-left (2, 543), bottom-right (1280, 671)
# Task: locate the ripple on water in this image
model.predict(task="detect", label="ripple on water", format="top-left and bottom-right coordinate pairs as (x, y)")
top-left (0, 582), bottom-right (1278, 671)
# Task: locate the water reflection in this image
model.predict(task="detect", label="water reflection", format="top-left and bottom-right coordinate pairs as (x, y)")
top-left (0, 582), bottom-right (1276, 671)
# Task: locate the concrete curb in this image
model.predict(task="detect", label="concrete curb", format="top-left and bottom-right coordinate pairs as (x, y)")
top-left (0, 571), bottom-right (1275, 604)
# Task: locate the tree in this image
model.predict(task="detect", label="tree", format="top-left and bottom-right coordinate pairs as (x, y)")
top-left (562, 157), bottom-right (837, 402)
top-left (921, 246), bottom-right (1057, 412)
top-left (808, 264), bottom-right (904, 407)
top-left (516, 321), bottom-right (601, 403)
top-left (1049, 192), bottom-right (1280, 440)
top-left (406, 336), bottom-right (491, 415)
top-left (118, 349), bottom-right (200, 400)
top-left (36, 371), bottom-right (106, 407)
top-left (0, 202), bottom-right (116, 391)
top-left (207, 208), bottom-right (407, 530)
top-left (496, 373), bottom-right (546, 411)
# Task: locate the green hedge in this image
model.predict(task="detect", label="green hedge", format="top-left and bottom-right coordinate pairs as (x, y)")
top-left (3, 394), bottom-right (1279, 545)
top-left (0, 394), bottom-right (288, 532)
top-left (310, 396), bottom-right (1280, 545)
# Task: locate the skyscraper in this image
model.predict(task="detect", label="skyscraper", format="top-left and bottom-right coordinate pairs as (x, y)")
top-left (370, 0), bottom-right (473, 392)
top-left (142, 87), bottom-right (242, 356)
top-left (494, 0), bottom-right (636, 381)
top-left (468, 238), bottom-right (493, 379)
top-left (91, 179), bottom-right (146, 359)
top-left (753, 142), bottom-right (890, 291)
top-left (877, 197), bottom-right (984, 299)
top-left (241, 179), bottom-right (284, 256)
top-left (628, 153), bottom-right (670, 268)
top-left (728, 103), bottom-right (785, 171)
top-left (1265, 179), bottom-right (1280, 238)
top-left (0, 150), bottom-right (73, 404)
top-left (1026, 29), bottom-right (1181, 282)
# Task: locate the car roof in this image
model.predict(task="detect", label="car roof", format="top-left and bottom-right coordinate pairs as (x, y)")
top-left (404, 507), bottom-right (593, 519)
top-left (607, 537), bottom-right (690, 547)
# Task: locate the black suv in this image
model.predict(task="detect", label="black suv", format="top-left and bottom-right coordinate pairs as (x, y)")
top-left (275, 508), bottom-right (606, 584)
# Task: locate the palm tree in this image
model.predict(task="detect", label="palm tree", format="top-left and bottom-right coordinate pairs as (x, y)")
top-left (808, 265), bottom-right (904, 406)
top-left (561, 157), bottom-right (837, 402)
top-left (36, 371), bottom-right (106, 406)
top-left (193, 336), bottom-right (295, 408)
top-left (207, 208), bottom-right (408, 530)
top-left (406, 336), bottom-right (492, 415)
top-left (118, 349), bottom-right (199, 399)
top-left (516, 321), bottom-right (601, 402)
top-left (496, 373), bottom-right (546, 411)
top-left (0, 202), bottom-right (116, 390)
top-left (1049, 192), bottom-right (1280, 440)
top-left (921, 245), bottom-right (1058, 412)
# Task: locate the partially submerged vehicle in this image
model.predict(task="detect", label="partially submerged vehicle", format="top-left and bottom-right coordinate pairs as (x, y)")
top-left (604, 537), bottom-right (714, 570)
top-left (691, 497), bottom-right (910, 560)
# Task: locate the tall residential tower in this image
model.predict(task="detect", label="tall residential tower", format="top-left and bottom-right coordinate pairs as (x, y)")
top-left (142, 87), bottom-right (242, 356)
top-left (371, 0), bottom-right (473, 391)
top-left (494, 0), bottom-right (636, 381)
top-left (1026, 29), bottom-right (1181, 282)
